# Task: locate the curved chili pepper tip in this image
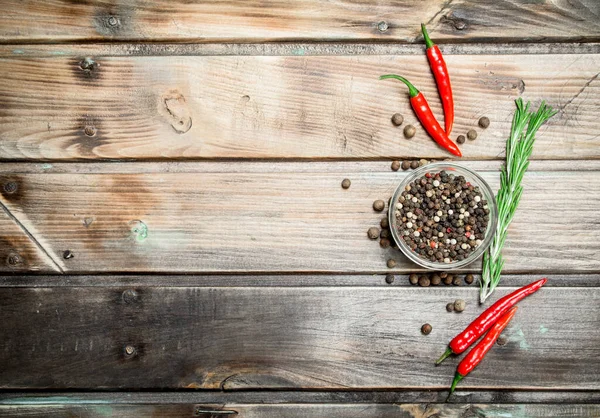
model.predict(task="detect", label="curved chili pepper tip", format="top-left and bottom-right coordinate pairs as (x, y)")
top-left (435, 347), bottom-right (453, 365)
top-left (421, 23), bottom-right (434, 49)
top-left (380, 74), bottom-right (420, 98)
top-left (449, 372), bottom-right (463, 394)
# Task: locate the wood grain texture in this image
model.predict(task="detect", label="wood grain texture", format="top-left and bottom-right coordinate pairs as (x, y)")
top-left (1, 54), bottom-right (599, 161)
top-left (1, 0), bottom-right (599, 43)
top-left (0, 163), bottom-right (598, 273)
top-left (1, 403), bottom-right (600, 418)
top-left (0, 285), bottom-right (598, 389)
top-left (0, 202), bottom-right (60, 273)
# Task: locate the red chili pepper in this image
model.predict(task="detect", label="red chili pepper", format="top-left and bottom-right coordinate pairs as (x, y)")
top-left (380, 75), bottom-right (461, 157)
top-left (421, 23), bottom-right (454, 135)
top-left (436, 278), bottom-right (547, 364)
top-left (450, 307), bottom-right (518, 394)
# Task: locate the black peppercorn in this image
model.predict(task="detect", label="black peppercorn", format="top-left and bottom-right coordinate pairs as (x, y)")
top-left (467, 129), bottom-right (478, 140)
top-left (478, 116), bottom-right (490, 129)
top-left (418, 275), bottom-right (430, 287)
top-left (341, 178), bottom-right (351, 189)
top-left (367, 227), bottom-right (379, 240)
top-left (465, 273), bottom-right (474, 284)
top-left (385, 274), bottom-right (395, 284)
top-left (401, 160), bottom-right (411, 170)
top-left (410, 160), bottom-right (419, 169)
top-left (404, 124), bottom-right (416, 138)
top-left (421, 323), bottom-right (432, 335)
top-left (391, 160), bottom-right (401, 171)
top-left (391, 113), bottom-right (404, 126)
top-left (456, 135), bottom-right (466, 144)
top-left (409, 273), bottom-right (419, 285)
top-left (446, 302), bottom-right (454, 312)
top-left (386, 259), bottom-right (397, 268)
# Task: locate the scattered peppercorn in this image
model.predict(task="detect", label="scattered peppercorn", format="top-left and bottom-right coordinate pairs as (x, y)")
top-left (454, 299), bottom-right (466, 312)
top-left (367, 227), bottom-right (380, 240)
top-left (467, 129), bottom-right (478, 140)
top-left (456, 135), bottom-right (466, 144)
top-left (446, 302), bottom-right (455, 312)
top-left (386, 259), bottom-right (397, 268)
top-left (421, 323), bottom-right (432, 335)
top-left (380, 229), bottom-right (390, 239)
top-left (404, 124), bottom-right (416, 139)
top-left (443, 275), bottom-right (453, 285)
top-left (401, 161), bottom-right (411, 170)
top-left (418, 275), bottom-right (431, 287)
top-left (373, 200), bottom-right (385, 212)
top-left (380, 238), bottom-right (391, 248)
top-left (380, 218), bottom-right (389, 229)
top-left (431, 274), bottom-right (441, 286)
top-left (465, 273), bottom-right (474, 284)
top-left (385, 274), bottom-right (395, 284)
top-left (409, 273), bottom-right (419, 285)
top-left (453, 276), bottom-right (462, 286)
top-left (391, 113), bottom-right (404, 126)
top-left (478, 116), bottom-right (490, 129)
top-left (410, 160), bottom-right (419, 169)
top-left (391, 160), bottom-right (401, 171)
top-left (419, 159), bottom-right (428, 167)
top-left (341, 178), bottom-right (351, 189)
top-left (440, 272), bottom-right (448, 279)
top-left (497, 336), bottom-right (507, 346)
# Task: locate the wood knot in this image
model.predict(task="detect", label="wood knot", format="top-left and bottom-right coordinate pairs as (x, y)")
top-left (122, 289), bottom-right (139, 304)
top-left (62, 250), bottom-right (74, 260)
top-left (159, 90), bottom-right (193, 134)
top-left (441, 14), bottom-right (468, 31)
top-left (6, 253), bottom-right (23, 267)
top-left (84, 125), bottom-right (97, 137)
top-left (107, 16), bottom-right (120, 27)
top-left (79, 58), bottom-right (98, 72)
top-left (124, 345), bottom-right (136, 356)
top-left (3, 181), bottom-right (18, 195)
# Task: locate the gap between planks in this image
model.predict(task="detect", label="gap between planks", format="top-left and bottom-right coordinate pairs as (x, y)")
top-left (0, 274), bottom-right (598, 288)
top-left (1, 391), bottom-right (600, 404)
top-left (2, 160), bottom-right (600, 175)
top-left (2, 42), bottom-right (600, 58)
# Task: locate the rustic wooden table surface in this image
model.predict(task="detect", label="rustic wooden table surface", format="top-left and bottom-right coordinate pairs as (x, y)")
top-left (1, 1), bottom-right (599, 417)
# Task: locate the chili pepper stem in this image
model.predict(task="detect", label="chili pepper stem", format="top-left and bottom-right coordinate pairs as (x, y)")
top-left (380, 74), bottom-right (419, 97)
top-left (449, 372), bottom-right (464, 394)
top-left (421, 23), bottom-right (434, 49)
top-left (435, 347), bottom-right (453, 365)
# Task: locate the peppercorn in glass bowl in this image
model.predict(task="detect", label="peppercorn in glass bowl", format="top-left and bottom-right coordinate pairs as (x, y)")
top-left (389, 162), bottom-right (498, 270)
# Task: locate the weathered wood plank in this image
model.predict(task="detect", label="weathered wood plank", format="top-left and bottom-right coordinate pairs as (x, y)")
top-left (0, 54), bottom-right (599, 161)
top-left (0, 165), bottom-right (598, 273)
top-left (1, 0), bottom-right (599, 43)
top-left (0, 285), bottom-right (597, 389)
top-left (0, 202), bottom-right (60, 273)
top-left (1, 403), bottom-right (600, 418)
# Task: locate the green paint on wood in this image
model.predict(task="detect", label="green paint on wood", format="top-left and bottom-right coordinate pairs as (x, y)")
top-left (131, 220), bottom-right (148, 242)
top-left (12, 49), bottom-right (24, 54)
top-left (539, 325), bottom-right (549, 334)
top-left (507, 327), bottom-right (530, 350)
top-left (292, 48), bottom-right (305, 56)
top-left (40, 163), bottom-right (53, 170)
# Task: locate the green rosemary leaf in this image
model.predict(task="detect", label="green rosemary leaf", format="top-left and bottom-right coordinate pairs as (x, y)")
top-left (479, 99), bottom-right (556, 303)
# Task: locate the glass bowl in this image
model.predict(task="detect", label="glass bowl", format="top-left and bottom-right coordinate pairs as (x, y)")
top-left (388, 162), bottom-right (498, 270)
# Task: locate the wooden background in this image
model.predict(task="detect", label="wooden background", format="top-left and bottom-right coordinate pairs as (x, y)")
top-left (1, 0), bottom-right (599, 416)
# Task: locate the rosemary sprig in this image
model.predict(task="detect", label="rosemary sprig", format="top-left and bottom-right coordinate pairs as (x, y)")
top-left (479, 98), bottom-right (557, 303)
